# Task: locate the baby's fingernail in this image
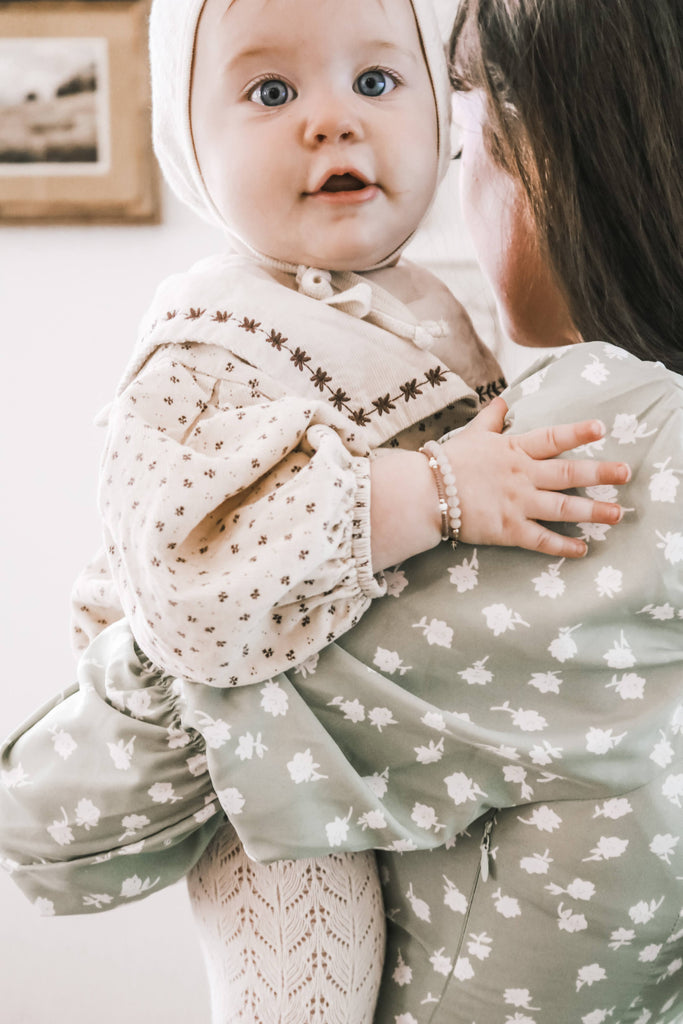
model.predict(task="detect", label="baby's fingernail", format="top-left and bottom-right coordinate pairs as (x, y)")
top-left (620, 464), bottom-right (632, 483)
top-left (593, 420), bottom-right (607, 437)
top-left (608, 505), bottom-right (624, 523)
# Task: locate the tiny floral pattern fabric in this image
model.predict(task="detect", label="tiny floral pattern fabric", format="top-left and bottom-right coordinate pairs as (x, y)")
top-left (2, 340), bottom-right (682, 1021)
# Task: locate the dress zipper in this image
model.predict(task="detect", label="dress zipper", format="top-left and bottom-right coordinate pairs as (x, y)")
top-left (479, 812), bottom-right (495, 883)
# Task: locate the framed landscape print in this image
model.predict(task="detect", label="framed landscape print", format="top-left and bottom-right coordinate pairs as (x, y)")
top-left (0, 0), bottom-right (159, 223)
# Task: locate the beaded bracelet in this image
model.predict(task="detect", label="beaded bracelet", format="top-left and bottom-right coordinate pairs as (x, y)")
top-left (419, 440), bottom-right (462, 547)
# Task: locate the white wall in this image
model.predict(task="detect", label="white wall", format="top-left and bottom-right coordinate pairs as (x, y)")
top-left (0, 165), bottom-right (538, 1023)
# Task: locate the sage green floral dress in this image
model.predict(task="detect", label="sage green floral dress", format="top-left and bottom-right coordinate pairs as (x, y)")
top-left (2, 342), bottom-right (682, 1022)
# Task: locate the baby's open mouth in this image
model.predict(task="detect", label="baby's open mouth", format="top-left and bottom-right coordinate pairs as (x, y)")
top-left (320, 173), bottom-right (368, 192)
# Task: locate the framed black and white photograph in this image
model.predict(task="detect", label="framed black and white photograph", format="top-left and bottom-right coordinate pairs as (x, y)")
top-left (0, 1), bottom-right (159, 223)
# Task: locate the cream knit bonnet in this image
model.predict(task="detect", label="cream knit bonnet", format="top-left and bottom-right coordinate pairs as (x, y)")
top-left (148, 0), bottom-right (452, 270)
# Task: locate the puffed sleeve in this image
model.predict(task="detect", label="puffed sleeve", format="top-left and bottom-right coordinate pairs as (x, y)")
top-left (100, 346), bottom-right (385, 686)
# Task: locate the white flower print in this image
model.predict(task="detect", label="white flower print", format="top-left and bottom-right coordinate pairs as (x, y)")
top-left (448, 550), bottom-right (479, 592)
top-left (548, 624), bottom-right (581, 662)
top-left (637, 602), bottom-right (675, 621)
top-left (119, 840), bottom-right (145, 856)
top-left (557, 903), bottom-right (588, 932)
top-left (609, 927), bottom-right (635, 949)
top-left (606, 672), bottom-right (645, 700)
top-left (411, 802), bottom-right (444, 833)
top-left (415, 738), bottom-right (444, 764)
top-left (82, 893), bottom-right (114, 911)
top-left (581, 354), bottom-right (610, 385)
top-left (593, 797), bottom-right (632, 820)
top-left (586, 483), bottom-right (620, 503)
top-left (325, 808), bottom-right (352, 847)
top-left (520, 850), bottom-right (553, 875)
top-left (148, 782), bottom-right (181, 804)
top-left (362, 768), bottom-right (389, 798)
top-left (482, 603), bottom-right (530, 636)
top-left (520, 366), bottom-right (549, 395)
top-left (576, 964), bottom-right (607, 990)
top-left (452, 956), bottom-right (475, 981)
top-left (459, 656), bottom-right (493, 687)
top-left (166, 726), bottom-right (192, 749)
top-left (127, 690), bottom-right (152, 718)
top-left (467, 932), bottom-right (492, 960)
top-left (528, 671), bottom-right (562, 694)
top-left (328, 696), bottom-right (366, 722)
top-left (656, 530), bottom-right (683, 564)
top-left (357, 809), bottom-right (387, 831)
top-left (373, 646), bottom-right (411, 676)
top-left (504, 989), bottom-right (539, 1010)
top-left (47, 808), bottom-right (75, 847)
top-left (577, 522), bottom-right (612, 542)
top-left (429, 948), bottom-right (453, 976)
top-left (602, 631), bottom-right (636, 668)
top-left (492, 888), bottom-right (521, 918)
top-left (186, 753), bottom-right (208, 777)
top-left (503, 765), bottom-right (533, 800)
top-left (412, 616), bottom-right (453, 647)
top-left (649, 459), bottom-right (680, 502)
top-left (583, 836), bottom-right (629, 861)
top-left (582, 1010), bottom-right (615, 1024)
top-left (50, 727), bottom-right (77, 761)
top-left (287, 749), bottom-right (327, 784)
top-left (406, 883), bottom-right (431, 922)
top-left (193, 798), bottom-right (218, 824)
top-left (444, 772), bottom-right (487, 805)
top-left (293, 654), bottom-right (319, 678)
top-left (1, 763), bottom-right (30, 789)
top-left (546, 878), bottom-right (595, 901)
top-left (649, 732), bottom-right (674, 768)
top-left (235, 731), bottom-right (267, 761)
top-left (611, 411), bottom-right (656, 444)
top-left (395, 1016), bottom-right (418, 1024)
top-left (392, 950), bottom-right (412, 986)
top-left (595, 565), bottom-right (623, 598)
top-left (194, 712), bottom-right (232, 749)
top-left (75, 798), bottom-right (101, 830)
top-left (35, 897), bottom-right (56, 917)
top-left (121, 874), bottom-right (159, 898)
top-left (505, 1015), bottom-right (536, 1024)
top-left (443, 876), bottom-right (468, 914)
top-left (629, 897), bottom-right (664, 925)
top-left (517, 805), bottom-right (562, 832)
top-left (529, 741), bottom-right (563, 766)
top-left (368, 706), bottom-right (398, 731)
top-left (662, 773), bottom-right (683, 807)
top-left (649, 833), bottom-right (679, 864)
top-left (260, 680), bottom-right (289, 716)
top-left (639, 944), bottom-right (663, 963)
top-left (0, 856), bottom-right (19, 875)
top-left (533, 559), bottom-right (566, 598)
top-left (108, 737), bottom-right (135, 770)
top-left (585, 727), bottom-right (626, 754)
top-left (492, 701), bottom-right (547, 732)
top-left (383, 567), bottom-right (409, 598)
top-left (421, 711), bottom-right (448, 731)
top-left (216, 787), bottom-right (245, 816)
top-left (380, 838), bottom-right (418, 853)
top-left (119, 814), bottom-right (151, 841)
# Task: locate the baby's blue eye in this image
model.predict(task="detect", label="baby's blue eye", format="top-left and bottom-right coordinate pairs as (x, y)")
top-left (249, 79), bottom-right (295, 106)
top-left (355, 69), bottom-right (396, 97)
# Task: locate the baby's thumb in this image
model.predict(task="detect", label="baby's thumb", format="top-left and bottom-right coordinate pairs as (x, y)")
top-left (468, 395), bottom-right (508, 434)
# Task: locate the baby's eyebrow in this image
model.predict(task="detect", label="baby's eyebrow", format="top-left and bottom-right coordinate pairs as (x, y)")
top-left (225, 39), bottom-right (419, 74)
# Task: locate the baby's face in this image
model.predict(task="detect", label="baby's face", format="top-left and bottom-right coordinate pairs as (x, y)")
top-left (191, 0), bottom-right (438, 270)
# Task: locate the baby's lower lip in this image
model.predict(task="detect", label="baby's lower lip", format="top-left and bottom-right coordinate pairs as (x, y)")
top-left (306, 184), bottom-right (380, 205)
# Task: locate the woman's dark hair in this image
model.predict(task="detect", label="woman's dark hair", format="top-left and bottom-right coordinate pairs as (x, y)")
top-left (449, 0), bottom-right (683, 373)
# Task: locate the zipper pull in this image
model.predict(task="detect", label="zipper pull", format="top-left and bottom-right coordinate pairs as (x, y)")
top-left (480, 815), bottom-right (494, 882)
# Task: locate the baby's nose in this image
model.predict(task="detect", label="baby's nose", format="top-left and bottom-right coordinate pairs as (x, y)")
top-left (303, 96), bottom-right (363, 146)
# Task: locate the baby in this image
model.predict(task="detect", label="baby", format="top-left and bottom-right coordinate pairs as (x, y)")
top-left (0, 0), bottom-right (628, 1019)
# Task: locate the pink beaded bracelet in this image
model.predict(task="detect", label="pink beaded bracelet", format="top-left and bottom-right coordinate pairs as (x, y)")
top-left (419, 440), bottom-right (462, 547)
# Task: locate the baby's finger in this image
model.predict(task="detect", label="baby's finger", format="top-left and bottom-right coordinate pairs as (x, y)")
top-left (533, 457), bottom-right (631, 491)
top-left (516, 521), bottom-right (588, 559)
top-left (528, 491), bottom-right (623, 526)
top-left (513, 418), bottom-right (608, 460)
top-left (466, 396), bottom-right (508, 434)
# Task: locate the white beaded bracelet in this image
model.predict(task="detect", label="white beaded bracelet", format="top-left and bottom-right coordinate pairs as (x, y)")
top-left (419, 440), bottom-right (462, 547)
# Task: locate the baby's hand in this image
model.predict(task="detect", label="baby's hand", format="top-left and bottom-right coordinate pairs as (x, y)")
top-left (442, 397), bottom-right (630, 558)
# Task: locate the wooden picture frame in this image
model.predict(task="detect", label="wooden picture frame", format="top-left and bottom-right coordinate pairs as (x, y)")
top-left (0, 0), bottom-right (159, 223)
